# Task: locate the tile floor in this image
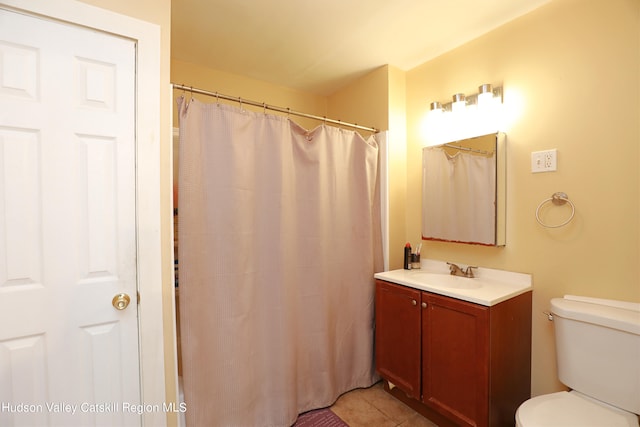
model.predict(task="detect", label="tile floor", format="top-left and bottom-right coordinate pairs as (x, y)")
top-left (328, 381), bottom-right (438, 427)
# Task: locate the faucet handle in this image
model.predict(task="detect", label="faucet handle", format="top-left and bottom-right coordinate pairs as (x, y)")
top-left (463, 266), bottom-right (477, 278)
top-left (447, 262), bottom-right (461, 275)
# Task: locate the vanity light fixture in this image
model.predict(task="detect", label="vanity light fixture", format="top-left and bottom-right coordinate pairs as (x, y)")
top-left (430, 83), bottom-right (503, 113)
top-left (424, 83), bottom-right (505, 145)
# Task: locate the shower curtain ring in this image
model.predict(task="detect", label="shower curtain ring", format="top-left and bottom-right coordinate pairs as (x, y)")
top-left (263, 102), bottom-right (266, 114)
top-left (215, 92), bottom-right (219, 105)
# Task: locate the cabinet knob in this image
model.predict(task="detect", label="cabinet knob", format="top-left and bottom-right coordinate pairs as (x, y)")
top-left (412, 299), bottom-right (417, 306)
top-left (422, 302), bottom-right (427, 308)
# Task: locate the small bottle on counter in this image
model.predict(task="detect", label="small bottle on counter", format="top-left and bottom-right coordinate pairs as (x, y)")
top-left (404, 243), bottom-right (412, 270)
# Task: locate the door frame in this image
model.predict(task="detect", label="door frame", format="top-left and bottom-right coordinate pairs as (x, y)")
top-left (0, 1), bottom-right (165, 425)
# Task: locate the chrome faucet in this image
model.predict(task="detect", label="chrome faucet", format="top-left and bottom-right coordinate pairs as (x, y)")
top-left (447, 262), bottom-right (477, 278)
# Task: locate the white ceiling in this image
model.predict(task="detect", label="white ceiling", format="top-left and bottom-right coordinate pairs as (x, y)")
top-left (171, 0), bottom-right (550, 96)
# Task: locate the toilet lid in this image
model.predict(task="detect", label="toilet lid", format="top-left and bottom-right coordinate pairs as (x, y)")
top-left (516, 391), bottom-right (639, 427)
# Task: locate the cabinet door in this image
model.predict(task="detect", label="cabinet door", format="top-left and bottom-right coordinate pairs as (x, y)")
top-left (375, 280), bottom-right (421, 399)
top-left (422, 293), bottom-right (490, 427)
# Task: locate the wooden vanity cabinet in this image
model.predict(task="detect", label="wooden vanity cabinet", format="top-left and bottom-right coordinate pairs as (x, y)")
top-left (375, 280), bottom-right (422, 398)
top-left (375, 279), bottom-right (532, 427)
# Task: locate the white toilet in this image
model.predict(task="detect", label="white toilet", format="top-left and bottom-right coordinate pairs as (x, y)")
top-left (516, 295), bottom-right (640, 427)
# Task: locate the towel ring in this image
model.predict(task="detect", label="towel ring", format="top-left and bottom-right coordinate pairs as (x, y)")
top-left (536, 192), bottom-right (575, 228)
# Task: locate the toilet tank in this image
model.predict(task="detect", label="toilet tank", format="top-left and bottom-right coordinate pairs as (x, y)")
top-left (550, 295), bottom-right (640, 415)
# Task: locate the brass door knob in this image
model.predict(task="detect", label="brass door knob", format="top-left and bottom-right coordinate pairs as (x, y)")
top-left (112, 293), bottom-right (131, 310)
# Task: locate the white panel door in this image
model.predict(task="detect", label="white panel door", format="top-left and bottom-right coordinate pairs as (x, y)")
top-left (0, 8), bottom-right (140, 426)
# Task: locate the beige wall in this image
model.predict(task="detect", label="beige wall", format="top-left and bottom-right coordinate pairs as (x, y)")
top-left (387, 67), bottom-right (408, 270)
top-left (327, 65), bottom-right (389, 130)
top-left (405, 0), bottom-right (640, 396)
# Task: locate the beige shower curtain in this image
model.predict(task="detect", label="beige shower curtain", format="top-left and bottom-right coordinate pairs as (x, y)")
top-left (177, 97), bottom-right (382, 426)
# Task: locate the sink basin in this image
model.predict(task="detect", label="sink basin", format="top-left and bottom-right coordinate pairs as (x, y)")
top-left (375, 261), bottom-right (533, 306)
top-left (408, 272), bottom-right (482, 289)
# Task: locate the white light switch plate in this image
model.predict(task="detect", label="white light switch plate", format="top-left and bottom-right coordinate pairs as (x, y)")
top-left (531, 149), bottom-right (557, 173)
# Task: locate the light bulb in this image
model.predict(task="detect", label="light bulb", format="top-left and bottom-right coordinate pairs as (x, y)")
top-left (477, 84), bottom-right (494, 108)
top-left (452, 93), bottom-right (466, 113)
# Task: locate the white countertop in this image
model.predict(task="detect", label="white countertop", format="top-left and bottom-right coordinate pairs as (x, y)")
top-left (374, 259), bottom-right (532, 306)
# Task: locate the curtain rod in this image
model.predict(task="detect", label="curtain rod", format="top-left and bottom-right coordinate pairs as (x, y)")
top-left (443, 143), bottom-right (493, 156)
top-left (171, 83), bottom-right (378, 133)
